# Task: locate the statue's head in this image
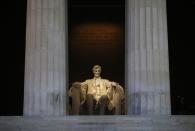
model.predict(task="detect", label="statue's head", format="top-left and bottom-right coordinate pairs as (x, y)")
top-left (92, 65), bottom-right (101, 78)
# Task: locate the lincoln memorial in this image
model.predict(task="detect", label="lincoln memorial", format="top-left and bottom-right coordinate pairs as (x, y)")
top-left (0, 0), bottom-right (195, 130)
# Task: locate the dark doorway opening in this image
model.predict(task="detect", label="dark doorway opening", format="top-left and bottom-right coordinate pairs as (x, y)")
top-left (68, 0), bottom-right (125, 115)
top-left (68, 0), bottom-right (125, 89)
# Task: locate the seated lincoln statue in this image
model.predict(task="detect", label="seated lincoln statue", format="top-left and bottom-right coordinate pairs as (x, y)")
top-left (69, 65), bottom-right (125, 115)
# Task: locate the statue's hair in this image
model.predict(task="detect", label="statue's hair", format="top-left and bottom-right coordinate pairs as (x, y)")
top-left (92, 65), bottom-right (101, 72)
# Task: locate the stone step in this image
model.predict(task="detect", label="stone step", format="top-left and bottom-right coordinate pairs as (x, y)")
top-left (0, 116), bottom-right (195, 131)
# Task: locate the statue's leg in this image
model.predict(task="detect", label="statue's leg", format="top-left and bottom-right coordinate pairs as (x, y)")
top-left (99, 95), bottom-right (109, 115)
top-left (86, 94), bottom-right (94, 115)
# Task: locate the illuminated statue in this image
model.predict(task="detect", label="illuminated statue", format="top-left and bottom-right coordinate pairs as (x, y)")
top-left (69, 65), bottom-right (125, 115)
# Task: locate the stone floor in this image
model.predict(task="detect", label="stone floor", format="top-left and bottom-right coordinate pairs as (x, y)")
top-left (0, 116), bottom-right (195, 131)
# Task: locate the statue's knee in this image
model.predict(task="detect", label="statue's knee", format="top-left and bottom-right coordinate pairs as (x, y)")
top-left (99, 95), bottom-right (109, 103)
top-left (86, 94), bottom-right (93, 99)
top-left (101, 95), bottom-right (108, 99)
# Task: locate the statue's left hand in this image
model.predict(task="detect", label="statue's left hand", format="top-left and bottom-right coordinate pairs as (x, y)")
top-left (111, 82), bottom-right (119, 87)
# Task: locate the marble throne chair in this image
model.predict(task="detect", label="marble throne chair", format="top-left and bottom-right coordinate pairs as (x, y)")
top-left (68, 82), bottom-right (125, 115)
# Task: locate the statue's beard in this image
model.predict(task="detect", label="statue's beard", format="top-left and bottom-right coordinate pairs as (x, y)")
top-left (94, 74), bottom-right (100, 78)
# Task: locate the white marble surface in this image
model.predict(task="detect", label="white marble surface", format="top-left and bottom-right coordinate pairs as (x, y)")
top-left (0, 116), bottom-right (195, 131)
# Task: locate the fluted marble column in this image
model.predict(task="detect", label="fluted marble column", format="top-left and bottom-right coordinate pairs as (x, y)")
top-left (126, 0), bottom-right (171, 115)
top-left (24, 0), bottom-right (67, 116)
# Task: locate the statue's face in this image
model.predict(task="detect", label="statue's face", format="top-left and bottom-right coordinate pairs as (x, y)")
top-left (93, 67), bottom-right (101, 78)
